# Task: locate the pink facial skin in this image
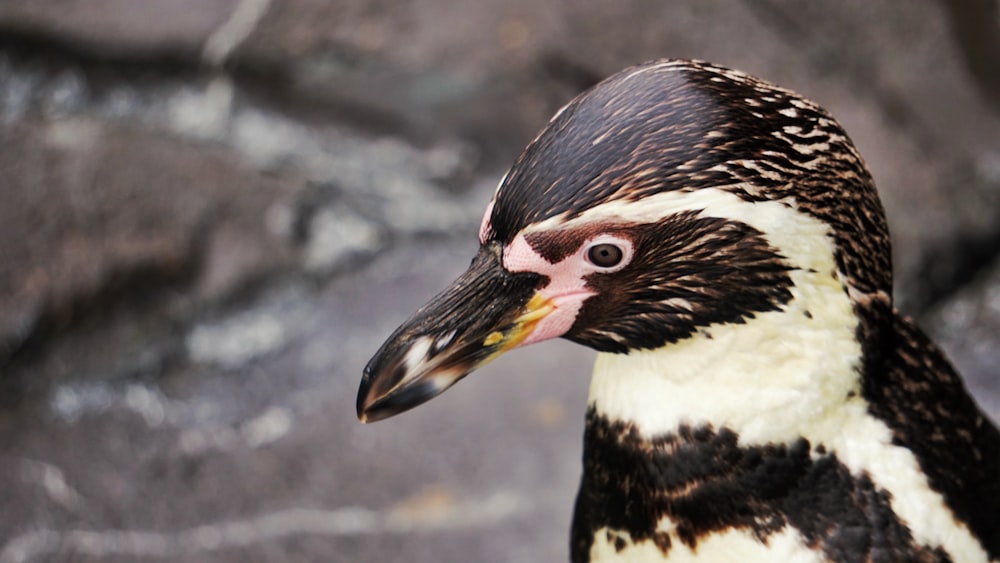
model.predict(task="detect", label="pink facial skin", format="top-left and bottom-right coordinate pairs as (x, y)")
top-left (502, 232), bottom-right (634, 347)
top-left (480, 201), bottom-right (633, 347)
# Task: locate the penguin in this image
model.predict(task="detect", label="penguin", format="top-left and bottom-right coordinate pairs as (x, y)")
top-left (357, 59), bottom-right (1000, 562)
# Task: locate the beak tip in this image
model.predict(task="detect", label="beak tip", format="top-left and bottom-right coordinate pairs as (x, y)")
top-left (355, 400), bottom-right (397, 424)
top-left (355, 242), bottom-right (546, 424)
top-left (355, 373), bottom-right (401, 424)
top-left (356, 397), bottom-right (382, 424)
top-left (356, 374), bottom-right (375, 423)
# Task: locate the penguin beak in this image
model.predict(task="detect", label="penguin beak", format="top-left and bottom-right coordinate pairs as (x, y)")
top-left (358, 242), bottom-right (548, 423)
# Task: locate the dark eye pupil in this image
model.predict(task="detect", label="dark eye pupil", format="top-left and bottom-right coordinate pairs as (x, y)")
top-left (588, 244), bottom-right (623, 268)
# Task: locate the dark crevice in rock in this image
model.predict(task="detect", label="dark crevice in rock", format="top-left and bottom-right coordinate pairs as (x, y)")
top-left (0, 30), bottom-right (443, 152)
top-left (0, 28), bottom-right (206, 81)
top-left (0, 182), bottom-right (395, 408)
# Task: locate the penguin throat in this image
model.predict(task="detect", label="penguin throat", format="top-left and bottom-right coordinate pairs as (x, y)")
top-left (586, 265), bottom-right (864, 447)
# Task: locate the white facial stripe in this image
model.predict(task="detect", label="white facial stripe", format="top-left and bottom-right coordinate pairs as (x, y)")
top-left (522, 185), bottom-right (834, 276)
top-left (581, 193), bottom-right (988, 560)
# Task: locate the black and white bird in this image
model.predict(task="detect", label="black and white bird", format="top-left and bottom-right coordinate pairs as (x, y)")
top-left (357, 60), bottom-right (1000, 562)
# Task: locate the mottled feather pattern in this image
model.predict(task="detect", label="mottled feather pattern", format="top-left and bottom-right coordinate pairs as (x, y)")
top-left (571, 410), bottom-right (953, 563)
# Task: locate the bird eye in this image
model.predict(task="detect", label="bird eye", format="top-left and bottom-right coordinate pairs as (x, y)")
top-left (587, 243), bottom-right (624, 269)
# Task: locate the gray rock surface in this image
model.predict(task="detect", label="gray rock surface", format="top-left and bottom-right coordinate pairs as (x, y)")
top-left (0, 0), bottom-right (238, 59)
top-left (0, 1), bottom-right (998, 562)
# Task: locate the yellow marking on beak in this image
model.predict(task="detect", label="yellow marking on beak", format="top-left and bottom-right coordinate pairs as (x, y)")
top-left (513, 293), bottom-right (556, 325)
top-left (480, 294), bottom-right (557, 363)
top-left (486, 293), bottom-right (555, 354)
top-left (476, 293), bottom-right (557, 366)
top-left (483, 331), bottom-right (504, 346)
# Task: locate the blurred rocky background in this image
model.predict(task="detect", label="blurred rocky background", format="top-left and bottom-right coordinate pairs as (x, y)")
top-left (1, 1), bottom-right (998, 561)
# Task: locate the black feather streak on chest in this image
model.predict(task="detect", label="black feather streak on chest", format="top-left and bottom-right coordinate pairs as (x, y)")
top-left (570, 409), bottom-right (952, 563)
top-left (861, 309), bottom-right (1000, 558)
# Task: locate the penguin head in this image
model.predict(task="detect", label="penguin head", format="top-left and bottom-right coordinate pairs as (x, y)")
top-left (358, 59), bottom-right (890, 422)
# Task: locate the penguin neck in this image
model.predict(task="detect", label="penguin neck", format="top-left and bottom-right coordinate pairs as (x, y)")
top-left (581, 273), bottom-right (993, 563)
top-left (586, 267), bottom-right (865, 447)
